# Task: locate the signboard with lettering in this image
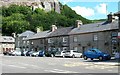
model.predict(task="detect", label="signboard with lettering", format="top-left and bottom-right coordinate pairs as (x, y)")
top-left (118, 32), bottom-right (120, 38)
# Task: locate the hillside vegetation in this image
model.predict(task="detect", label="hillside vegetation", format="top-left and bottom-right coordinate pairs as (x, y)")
top-left (1, 4), bottom-right (92, 36)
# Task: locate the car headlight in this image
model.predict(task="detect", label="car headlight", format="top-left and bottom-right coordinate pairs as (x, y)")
top-left (104, 54), bottom-right (107, 56)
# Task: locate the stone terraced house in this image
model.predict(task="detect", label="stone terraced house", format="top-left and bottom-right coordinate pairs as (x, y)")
top-left (18, 12), bottom-right (119, 56)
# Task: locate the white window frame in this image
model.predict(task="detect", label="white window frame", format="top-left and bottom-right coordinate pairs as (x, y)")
top-left (27, 41), bottom-right (29, 45)
top-left (48, 38), bottom-right (52, 43)
top-left (63, 47), bottom-right (67, 51)
top-left (73, 36), bottom-right (77, 42)
top-left (93, 34), bottom-right (98, 41)
top-left (63, 37), bottom-right (67, 42)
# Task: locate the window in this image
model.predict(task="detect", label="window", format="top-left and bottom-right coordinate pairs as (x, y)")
top-left (73, 36), bottom-right (77, 42)
top-left (31, 41), bottom-right (33, 45)
top-left (48, 38), bottom-right (52, 43)
top-left (40, 39), bottom-right (43, 44)
top-left (4, 38), bottom-right (6, 40)
top-left (9, 38), bottom-right (12, 40)
top-left (63, 47), bottom-right (67, 51)
top-left (27, 41), bottom-right (29, 45)
top-left (111, 32), bottom-right (118, 37)
top-left (63, 37), bottom-right (67, 42)
top-left (74, 47), bottom-right (78, 51)
top-left (23, 41), bottom-right (26, 44)
top-left (93, 34), bottom-right (98, 41)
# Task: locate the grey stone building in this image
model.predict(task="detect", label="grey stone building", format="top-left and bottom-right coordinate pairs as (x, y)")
top-left (15, 30), bottom-right (35, 51)
top-left (69, 14), bottom-right (119, 55)
top-left (24, 30), bottom-right (52, 51)
top-left (47, 25), bottom-right (73, 51)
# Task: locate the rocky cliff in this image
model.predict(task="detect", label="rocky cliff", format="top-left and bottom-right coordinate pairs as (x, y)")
top-left (0, 0), bottom-right (60, 13)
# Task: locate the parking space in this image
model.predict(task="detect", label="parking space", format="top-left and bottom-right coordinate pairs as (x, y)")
top-left (1, 56), bottom-right (119, 73)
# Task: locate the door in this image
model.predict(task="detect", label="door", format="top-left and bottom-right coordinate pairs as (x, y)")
top-left (90, 49), bottom-right (98, 58)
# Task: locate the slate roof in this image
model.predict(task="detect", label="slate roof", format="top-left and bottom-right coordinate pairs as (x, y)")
top-left (0, 36), bottom-right (15, 43)
top-left (69, 21), bottom-right (118, 35)
top-left (48, 27), bottom-right (73, 37)
top-left (18, 30), bottom-right (35, 37)
top-left (114, 11), bottom-right (120, 16)
top-left (24, 30), bottom-right (52, 40)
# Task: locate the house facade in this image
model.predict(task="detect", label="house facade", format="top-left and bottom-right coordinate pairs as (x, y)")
top-left (47, 25), bottom-right (73, 51)
top-left (15, 30), bottom-right (35, 51)
top-left (0, 36), bottom-right (15, 54)
top-left (69, 14), bottom-right (119, 55)
top-left (24, 30), bottom-right (51, 51)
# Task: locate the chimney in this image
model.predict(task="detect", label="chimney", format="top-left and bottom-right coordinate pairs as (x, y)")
top-left (12, 33), bottom-right (16, 38)
top-left (51, 25), bottom-right (57, 32)
top-left (36, 27), bottom-right (43, 33)
top-left (107, 12), bottom-right (115, 23)
top-left (76, 20), bottom-right (83, 28)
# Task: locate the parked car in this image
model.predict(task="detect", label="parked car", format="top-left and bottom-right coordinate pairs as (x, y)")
top-left (23, 50), bottom-right (29, 56)
top-left (38, 50), bottom-right (45, 57)
top-left (45, 49), bottom-right (57, 57)
top-left (26, 50), bottom-right (35, 56)
top-left (8, 50), bottom-right (14, 56)
top-left (83, 48), bottom-right (111, 61)
top-left (64, 50), bottom-right (82, 58)
top-left (12, 50), bottom-right (22, 56)
top-left (55, 50), bottom-right (66, 57)
top-left (31, 51), bottom-right (41, 57)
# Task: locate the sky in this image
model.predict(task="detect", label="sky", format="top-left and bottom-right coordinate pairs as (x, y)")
top-left (59, 0), bottom-right (119, 20)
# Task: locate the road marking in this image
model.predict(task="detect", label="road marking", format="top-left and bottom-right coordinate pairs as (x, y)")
top-left (44, 69), bottom-right (78, 73)
top-left (8, 65), bottom-right (26, 69)
top-left (64, 62), bottom-right (92, 67)
top-left (108, 70), bottom-right (113, 71)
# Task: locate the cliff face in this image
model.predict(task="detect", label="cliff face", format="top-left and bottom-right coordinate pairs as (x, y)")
top-left (0, 0), bottom-right (61, 13)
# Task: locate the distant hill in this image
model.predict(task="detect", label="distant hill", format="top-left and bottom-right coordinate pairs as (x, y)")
top-left (92, 19), bottom-right (106, 23)
top-left (1, 1), bottom-right (92, 36)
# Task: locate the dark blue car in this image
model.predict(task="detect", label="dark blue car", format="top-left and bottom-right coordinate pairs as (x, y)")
top-left (38, 50), bottom-right (45, 57)
top-left (83, 48), bottom-right (111, 61)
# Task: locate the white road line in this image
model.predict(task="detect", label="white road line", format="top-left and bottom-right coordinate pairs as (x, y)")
top-left (2, 64), bottom-right (27, 69)
top-left (8, 65), bottom-right (27, 69)
top-left (45, 69), bottom-right (78, 73)
top-left (108, 70), bottom-right (113, 71)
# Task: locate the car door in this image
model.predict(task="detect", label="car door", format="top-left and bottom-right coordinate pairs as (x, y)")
top-left (75, 51), bottom-right (81, 57)
top-left (90, 49), bottom-right (98, 58)
top-left (72, 51), bottom-right (79, 57)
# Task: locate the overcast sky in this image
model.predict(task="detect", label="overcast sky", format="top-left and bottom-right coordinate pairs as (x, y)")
top-left (59, 0), bottom-right (119, 20)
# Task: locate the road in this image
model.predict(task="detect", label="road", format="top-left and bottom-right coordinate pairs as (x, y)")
top-left (0, 56), bottom-right (119, 73)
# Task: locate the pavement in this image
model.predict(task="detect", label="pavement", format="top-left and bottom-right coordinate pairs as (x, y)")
top-left (1, 56), bottom-right (119, 73)
top-left (85, 57), bottom-right (120, 66)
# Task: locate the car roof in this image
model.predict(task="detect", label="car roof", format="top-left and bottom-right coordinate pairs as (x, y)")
top-left (88, 48), bottom-right (100, 51)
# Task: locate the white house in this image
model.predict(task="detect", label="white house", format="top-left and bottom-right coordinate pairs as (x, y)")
top-left (0, 36), bottom-right (15, 54)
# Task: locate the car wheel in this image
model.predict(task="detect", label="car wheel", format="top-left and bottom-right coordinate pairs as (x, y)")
top-left (107, 57), bottom-right (111, 60)
top-left (63, 55), bottom-right (65, 58)
top-left (99, 56), bottom-right (103, 61)
top-left (80, 55), bottom-right (83, 58)
top-left (84, 56), bottom-right (88, 60)
top-left (51, 54), bottom-right (54, 57)
top-left (91, 58), bottom-right (93, 60)
top-left (72, 54), bottom-right (75, 58)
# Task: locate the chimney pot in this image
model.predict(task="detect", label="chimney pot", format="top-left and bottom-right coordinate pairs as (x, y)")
top-left (76, 20), bottom-right (83, 28)
top-left (52, 25), bottom-right (57, 32)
